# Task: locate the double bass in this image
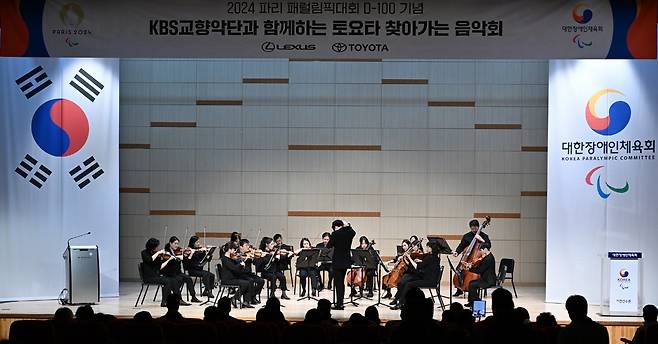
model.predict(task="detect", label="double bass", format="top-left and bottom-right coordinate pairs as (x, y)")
top-left (382, 238), bottom-right (423, 289)
top-left (452, 216), bottom-right (492, 291)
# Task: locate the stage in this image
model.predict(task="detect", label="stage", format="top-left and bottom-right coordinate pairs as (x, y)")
top-left (0, 283), bottom-right (642, 342)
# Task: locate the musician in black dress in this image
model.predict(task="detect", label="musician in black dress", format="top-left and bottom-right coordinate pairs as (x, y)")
top-left (273, 233), bottom-right (293, 287)
top-left (220, 247), bottom-right (256, 308)
top-left (140, 238), bottom-right (185, 307)
top-left (350, 236), bottom-right (377, 298)
top-left (391, 240), bottom-right (441, 310)
top-left (295, 238), bottom-right (320, 297)
top-left (163, 236), bottom-right (201, 303)
top-left (256, 237), bottom-right (290, 299)
top-left (382, 239), bottom-right (412, 299)
top-left (465, 242), bottom-right (496, 307)
top-left (327, 219), bottom-right (356, 310)
top-left (452, 219), bottom-right (491, 296)
top-left (237, 239), bottom-right (265, 304)
top-left (184, 236), bottom-right (215, 298)
top-left (316, 232), bottom-right (333, 290)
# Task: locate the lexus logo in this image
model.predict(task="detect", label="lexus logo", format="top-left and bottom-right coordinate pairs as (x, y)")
top-left (262, 42), bottom-right (276, 52)
top-left (261, 41), bottom-right (317, 52)
top-left (332, 42), bottom-right (348, 53)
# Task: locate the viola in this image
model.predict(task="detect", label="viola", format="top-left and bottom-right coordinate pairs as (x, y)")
top-left (452, 216), bottom-right (492, 291)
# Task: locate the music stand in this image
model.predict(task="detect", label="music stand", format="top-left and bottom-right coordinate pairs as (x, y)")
top-left (296, 249), bottom-right (321, 301)
top-left (431, 237), bottom-right (454, 306)
top-left (199, 246), bottom-right (217, 306)
top-left (317, 247), bottom-right (333, 289)
top-left (371, 250), bottom-right (392, 309)
top-left (348, 249), bottom-right (375, 303)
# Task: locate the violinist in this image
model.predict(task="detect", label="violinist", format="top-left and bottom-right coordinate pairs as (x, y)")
top-left (465, 242), bottom-right (496, 307)
top-left (452, 219), bottom-right (491, 296)
top-left (220, 245), bottom-right (256, 308)
top-left (237, 239), bottom-right (265, 305)
top-left (315, 232), bottom-right (333, 291)
top-left (163, 236), bottom-right (201, 303)
top-left (140, 238), bottom-right (184, 307)
top-left (184, 236), bottom-right (215, 298)
top-left (256, 237), bottom-right (290, 300)
top-left (350, 236), bottom-right (376, 298)
top-left (390, 240), bottom-right (441, 310)
top-left (273, 233), bottom-right (294, 278)
top-left (381, 239), bottom-right (412, 299)
top-left (220, 231), bottom-right (241, 257)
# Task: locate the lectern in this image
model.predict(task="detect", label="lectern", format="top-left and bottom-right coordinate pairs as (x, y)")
top-left (63, 245), bottom-right (100, 304)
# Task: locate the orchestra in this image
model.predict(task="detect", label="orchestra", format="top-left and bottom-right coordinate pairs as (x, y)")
top-left (139, 217), bottom-right (494, 310)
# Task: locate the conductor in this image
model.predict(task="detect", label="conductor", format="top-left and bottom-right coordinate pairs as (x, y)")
top-left (327, 219), bottom-right (355, 310)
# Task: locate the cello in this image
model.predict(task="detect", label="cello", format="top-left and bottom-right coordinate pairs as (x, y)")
top-left (346, 240), bottom-right (379, 288)
top-left (382, 238), bottom-right (423, 289)
top-left (452, 216), bottom-right (491, 291)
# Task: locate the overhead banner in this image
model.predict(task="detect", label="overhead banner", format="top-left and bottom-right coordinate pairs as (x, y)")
top-left (0, 58), bottom-right (119, 301)
top-left (546, 60), bottom-right (658, 305)
top-left (1, 0), bottom-right (655, 59)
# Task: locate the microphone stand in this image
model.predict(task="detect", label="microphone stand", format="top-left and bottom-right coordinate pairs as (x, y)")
top-left (371, 247), bottom-right (393, 309)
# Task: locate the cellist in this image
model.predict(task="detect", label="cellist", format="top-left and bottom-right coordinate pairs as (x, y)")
top-left (464, 242), bottom-right (496, 307)
top-left (390, 240), bottom-right (441, 310)
top-left (452, 219), bottom-right (492, 297)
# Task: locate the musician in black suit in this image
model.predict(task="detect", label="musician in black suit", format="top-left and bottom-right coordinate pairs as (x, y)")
top-left (184, 236), bottom-right (215, 298)
top-left (465, 242), bottom-right (496, 307)
top-left (452, 219), bottom-right (491, 296)
top-left (237, 239), bottom-right (265, 305)
top-left (327, 219), bottom-right (356, 310)
top-left (220, 247), bottom-right (256, 308)
top-left (140, 238), bottom-right (185, 307)
top-left (391, 240), bottom-right (441, 310)
top-left (315, 232), bottom-right (333, 290)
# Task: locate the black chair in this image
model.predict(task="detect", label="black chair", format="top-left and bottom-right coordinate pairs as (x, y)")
top-left (498, 258), bottom-right (517, 298)
top-left (420, 265), bottom-right (446, 311)
top-left (135, 262), bottom-right (161, 307)
top-left (213, 263), bottom-right (241, 307)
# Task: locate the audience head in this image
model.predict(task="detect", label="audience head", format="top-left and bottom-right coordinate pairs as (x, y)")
top-left (348, 313), bottom-right (367, 325)
top-left (491, 288), bottom-right (514, 316)
top-left (145, 238), bottom-right (159, 251)
top-left (304, 308), bottom-right (321, 324)
top-left (536, 312), bottom-right (558, 327)
top-left (217, 297), bottom-right (231, 315)
top-left (450, 302), bottom-right (464, 312)
top-left (643, 304), bottom-right (658, 322)
top-left (565, 294), bottom-right (588, 321)
top-left (364, 305), bottom-right (380, 325)
top-left (75, 305), bottom-right (94, 321)
top-left (265, 296), bottom-right (281, 311)
top-left (203, 306), bottom-right (220, 321)
top-left (317, 298), bottom-right (332, 320)
top-left (133, 310), bottom-right (152, 321)
top-left (166, 293), bottom-right (181, 312)
top-left (514, 307), bottom-right (530, 323)
top-left (53, 307), bottom-right (74, 323)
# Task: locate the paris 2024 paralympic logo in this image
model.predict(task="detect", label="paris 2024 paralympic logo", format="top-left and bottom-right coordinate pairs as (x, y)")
top-left (583, 89), bottom-right (631, 199)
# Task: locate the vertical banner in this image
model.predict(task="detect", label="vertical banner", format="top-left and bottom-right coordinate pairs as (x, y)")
top-left (0, 58), bottom-right (119, 301)
top-left (546, 59), bottom-right (658, 306)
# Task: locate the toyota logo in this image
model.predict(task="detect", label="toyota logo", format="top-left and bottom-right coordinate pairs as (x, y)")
top-left (261, 42), bottom-right (276, 52)
top-left (332, 42), bottom-right (347, 53)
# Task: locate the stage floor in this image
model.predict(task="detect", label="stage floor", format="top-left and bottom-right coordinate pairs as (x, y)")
top-left (0, 282), bottom-right (643, 324)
